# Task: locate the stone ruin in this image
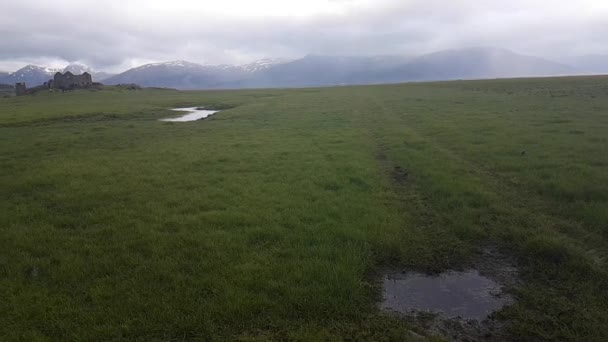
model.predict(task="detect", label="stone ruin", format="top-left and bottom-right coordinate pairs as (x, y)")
top-left (14, 72), bottom-right (95, 96)
top-left (15, 82), bottom-right (27, 96)
top-left (50, 71), bottom-right (93, 90)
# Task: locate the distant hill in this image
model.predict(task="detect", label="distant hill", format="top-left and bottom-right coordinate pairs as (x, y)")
top-left (238, 58), bottom-right (291, 73)
top-left (558, 55), bottom-right (608, 74)
top-left (104, 48), bottom-right (578, 89)
top-left (62, 64), bottom-right (115, 82)
top-left (362, 47), bottom-right (574, 84)
top-left (104, 61), bottom-right (236, 89)
top-left (91, 72), bottom-right (115, 82)
top-left (233, 48), bottom-right (574, 88)
top-left (63, 64), bottom-right (90, 75)
top-left (104, 59), bottom-right (288, 89)
top-left (0, 64), bottom-right (113, 86)
top-left (106, 55), bottom-right (416, 89)
top-left (233, 55), bottom-right (410, 88)
top-left (0, 65), bottom-right (58, 87)
top-left (0, 48), bottom-right (591, 89)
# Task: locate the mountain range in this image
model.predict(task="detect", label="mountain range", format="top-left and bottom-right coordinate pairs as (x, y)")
top-left (102, 59), bottom-right (288, 89)
top-left (1, 48), bottom-right (606, 89)
top-left (0, 64), bottom-right (113, 87)
top-left (557, 55), bottom-right (608, 74)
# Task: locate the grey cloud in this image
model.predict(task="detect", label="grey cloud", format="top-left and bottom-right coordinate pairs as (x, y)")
top-left (0, 0), bottom-right (606, 72)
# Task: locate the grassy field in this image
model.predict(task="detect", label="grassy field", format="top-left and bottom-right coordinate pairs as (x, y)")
top-left (2, 77), bottom-right (608, 341)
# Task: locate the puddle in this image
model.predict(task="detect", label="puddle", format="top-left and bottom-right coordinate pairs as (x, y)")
top-left (382, 270), bottom-right (512, 320)
top-left (160, 107), bottom-right (218, 122)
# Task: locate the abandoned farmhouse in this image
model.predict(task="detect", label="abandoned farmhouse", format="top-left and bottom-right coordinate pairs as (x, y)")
top-left (51, 71), bottom-right (93, 89)
top-left (14, 71), bottom-right (94, 95)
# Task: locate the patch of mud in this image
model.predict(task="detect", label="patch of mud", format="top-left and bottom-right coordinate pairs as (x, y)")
top-left (381, 247), bottom-right (519, 341)
top-left (382, 270), bottom-right (510, 320)
top-left (375, 150), bottom-right (388, 161)
top-left (392, 166), bottom-right (409, 184)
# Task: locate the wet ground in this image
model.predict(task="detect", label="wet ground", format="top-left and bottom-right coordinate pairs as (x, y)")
top-left (381, 248), bottom-right (519, 341)
top-left (161, 107), bottom-right (218, 122)
top-left (382, 270), bottom-right (511, 320)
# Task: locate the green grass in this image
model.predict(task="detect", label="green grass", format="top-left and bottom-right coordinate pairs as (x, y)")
top-left (2, 77), bottom-right (607, 341)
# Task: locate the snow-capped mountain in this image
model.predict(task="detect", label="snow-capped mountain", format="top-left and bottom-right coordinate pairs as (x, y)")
top-left (103, 60), bottom-right (253, 89)
top-left (235, 49), bottom-right (573, 88)
top-left (238, 58), bottom-right (290, 73)
top-left (63, 63), bottom-right (90, 75)
top-left (0, 65), bottom-right (58, 86)
top-left (0, 63), bottom-right (114, 86)
top-left (0, 48), bottom-right (588, 90)
top-left (102, 50), bottom-right (576, 89)
top-left (62, 64), bottom-right (114, 81)
top-left (133, 60), bottom-right (207, 71)
top-left (103, 59), bottom-right (293, 89)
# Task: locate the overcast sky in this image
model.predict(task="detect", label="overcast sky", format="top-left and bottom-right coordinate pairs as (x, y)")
top-left (1, 0), bottom-right (607, 72)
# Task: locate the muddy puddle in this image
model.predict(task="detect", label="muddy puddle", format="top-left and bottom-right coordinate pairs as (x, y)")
top-left (381, 248), bottom-right (519, 341)
top-left (382, 270), bottom-right (512, 320)
top-left (160, 107), bottom-right (218, 122)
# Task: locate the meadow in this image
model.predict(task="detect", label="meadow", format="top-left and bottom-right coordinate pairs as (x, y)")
top-left (1, 77), bottom-right (608, 341)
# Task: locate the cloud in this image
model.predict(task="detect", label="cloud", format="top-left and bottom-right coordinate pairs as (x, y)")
top-left (0, 0), bottom-right (606, 72)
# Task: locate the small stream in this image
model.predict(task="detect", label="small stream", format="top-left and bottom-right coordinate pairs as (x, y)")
top-left (160, 107), bottom-right (219, 122)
